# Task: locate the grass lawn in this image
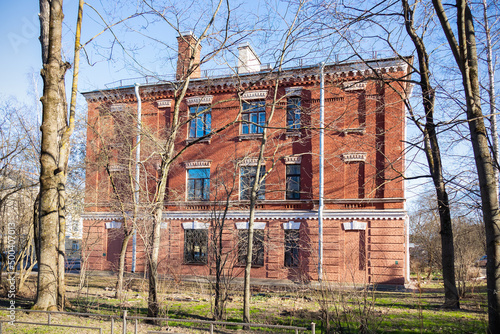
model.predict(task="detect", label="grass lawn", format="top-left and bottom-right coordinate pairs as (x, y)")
top-left (0, 273), bottom-right (488, 333)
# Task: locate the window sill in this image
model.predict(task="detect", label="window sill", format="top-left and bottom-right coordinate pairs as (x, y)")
top-left (338, 127), bottom-right (365, 135)
top-left (235, 263), bottom-right (264, 268)
top-left (238, 133), bottom-right (263, 141)
top-left (186, 136), bottom-right (211, 144)
top-left (183, 262), bottom-right (207, 266)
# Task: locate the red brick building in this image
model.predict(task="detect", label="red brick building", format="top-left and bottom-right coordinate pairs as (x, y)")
top-left (82, 33), bottom-right (411, 285)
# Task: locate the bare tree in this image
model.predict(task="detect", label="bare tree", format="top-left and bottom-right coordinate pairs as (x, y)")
top-left (430, 0), bottom-right (500, 330)
top-left (35, 0), bottom-right (83, 310)
top-left (207, 163), bottom-right (240, 321)
top-left (401, 0), bottom-right (459, 308)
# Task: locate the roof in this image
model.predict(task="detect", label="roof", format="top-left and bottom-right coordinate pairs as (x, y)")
top-left (81, 56), bottom-right (412, 101)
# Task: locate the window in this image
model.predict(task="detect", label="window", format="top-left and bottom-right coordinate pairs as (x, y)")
top-left (286, 164), bottom-right (301, 199)
top-left (240, 166), bottom-right (265, 200)
top-left (287, 97), bottom-right (301, 129)
top-left (187, 168), bottom-right (210, 201)
top-left (284, 230), bottom-right (299, 267)
top-left (184, 229), bottom-right (208, 264)
top-left (72, 241), bottom-right (79, 251)
top-left (242, 101), bottom-right (265, 134)
top-left (238, 230), bottom-right (264, 266)
top-left (189, 105), bottom-right (211, 138)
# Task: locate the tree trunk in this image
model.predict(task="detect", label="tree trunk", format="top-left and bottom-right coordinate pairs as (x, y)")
top-left (431, 0), bottom-right (500, 330)
top-left (115, 231), bottom-right (133, 299)
top-left (401, 0), bottom-right (459, 308)
top-left (147, 153), bottom-right (172, 318)
top-left (57, 188), bottom-right (66, 308)
top-left (35, 0), bottom-right (65, 311)
top-left (35, 0), bottom-right (83, 311)
top-left (147, 204), bottom-right (164, 318)
top-left (482, 0), bottom-right (499, 197)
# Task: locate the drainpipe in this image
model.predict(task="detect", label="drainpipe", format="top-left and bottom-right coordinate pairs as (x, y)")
top-left (132, 83), bottom-right (142, 272)
top-left (318, 63), bottom-right (325, 282)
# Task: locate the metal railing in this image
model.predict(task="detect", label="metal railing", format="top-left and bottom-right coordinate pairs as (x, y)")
top-left (0, 308), bottom-right (315, 334)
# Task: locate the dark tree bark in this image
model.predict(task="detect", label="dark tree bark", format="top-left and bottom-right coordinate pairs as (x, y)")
top-left (401, 0), bottom-right (459, 309)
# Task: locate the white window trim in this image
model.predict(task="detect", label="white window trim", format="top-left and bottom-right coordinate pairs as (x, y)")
top-left (283, 221), bottom-right (301, 230)
top-left (157, 99), bottom-right (172, 108)
top-left (341, 152), bottom-right (367, 163)
top-left (239, 157), bottom-right (265, 167)
top-left (186, 95), bottom-right (213, 105)
top-left (105, 221), bottom-right (122, 229)
top-left (182, 221), bottom-right (209, 230)
top-left (343, 81), bottom-right (367, 91)
top-left (236, 222), bottom-right (266, 230)
top-left (241, 90), bottom-right (267, 101)
top-left (285, 87), bottom-right (303, 96)
top-left (185, 161), bottom-right (211, 169)
top-left (343, 221), bottom-right (367, 230)
top-left (284, 156), bottom-right (302, 165)
top-left (110, 103), bottom-right (126, 112)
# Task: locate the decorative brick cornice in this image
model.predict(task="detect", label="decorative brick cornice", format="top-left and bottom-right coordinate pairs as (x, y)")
top-left (82, 58), bottom-right (410, 103)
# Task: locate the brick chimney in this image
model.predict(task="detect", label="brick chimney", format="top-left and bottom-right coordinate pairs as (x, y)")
top-left (176, 31), bottom-right (201, 80)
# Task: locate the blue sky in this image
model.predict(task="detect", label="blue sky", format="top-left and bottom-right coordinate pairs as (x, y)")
top-left (0, 1), bottom-right (41, 102)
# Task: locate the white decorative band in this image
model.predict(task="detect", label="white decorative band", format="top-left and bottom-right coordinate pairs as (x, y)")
top-left (242, 90), bottom-right (267, 100)
top-left (235, 222), bottom-right (266, 230)
top-left (186, 95), bottom-right (213, 105)
top-left (157, 99), bottom-right (172, 108)
top-left (285, 87), bottom-right (302, 96)
top-left (283, 221), bottom-right (300, 230)
top-left (341, 152), bottom-right (367, 162)
top-left (182, 221), bottom-right (209, 230)
top-left (343, 81), bottom-right (367, 91)
top-left (185, 160), bottom-right (211, 169)
top-left (82, 209), bottom-right (407, 221)
top-left (343, 221), bottom-right (367, 230)
top-left (284, 156), bottom-right (301, 165)
top-left (105, 222), bottom-right (122, 229)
